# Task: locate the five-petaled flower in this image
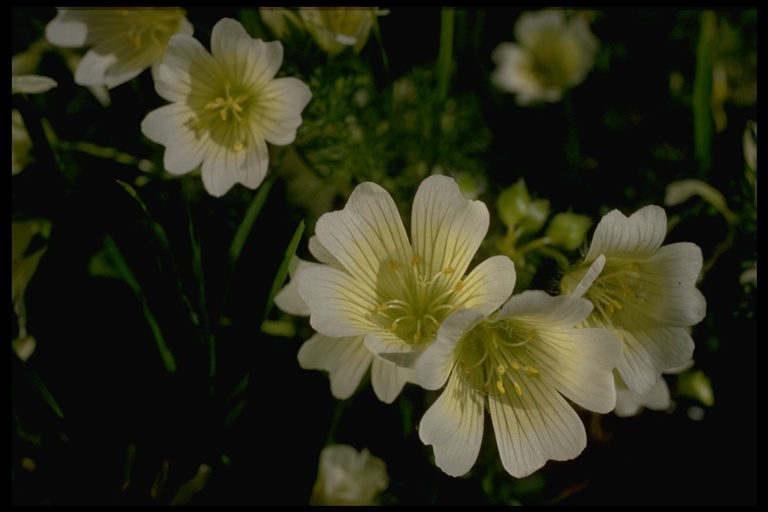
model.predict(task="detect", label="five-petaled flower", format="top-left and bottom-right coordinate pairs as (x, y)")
top-left (559, 205), bottom-right (707, 395)
top-left (295, 175), bottom-right (516, 403)
top-left (413, 289), bottom-right (621, 478)
top-left (45, 7), bottom-right (193, 89)
top-left (140, 17), bottom-right (312, 197)
top-left (491, 9), bottom-right (598, 105)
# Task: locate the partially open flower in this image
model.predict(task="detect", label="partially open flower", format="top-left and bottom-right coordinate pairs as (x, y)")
top-left (310, 444), bottom-right (389, 506)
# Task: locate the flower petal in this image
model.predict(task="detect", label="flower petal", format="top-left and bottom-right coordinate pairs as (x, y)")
top-left (274, 256), bottom-right (318, 316)
top-left (314, 182), bottom-right (412, 290)
top-left (419, 371), bottom-right (485, 477)
top-left (410, 175), bottom-right (489, 278)
top-left (155, 33), bottom-right (219, 102)
top-left (199, 133), bottom-right (269, 197)
top-left (370, 357), bottom-right (412, 404)
top-left (456, 255), bottom-right (516, 315)
top-left (585, 205), bottom-right (667, 262)
top-left (141, 103), bottom-right (208, 175)
top-left (298, 333), bottom-right (372, 400)
top-left (618, 326), bottom-right (695, 394)
top-left (488, 371), bottom-right (586, 478)
top-left (253, 77), bottom-right (312, 145)
top-left (299, 265), bottom-right (379, 338)
top-left (211, 18), bottom-right (283, 87)
top-left (45, 10), bottom-right (88, 47)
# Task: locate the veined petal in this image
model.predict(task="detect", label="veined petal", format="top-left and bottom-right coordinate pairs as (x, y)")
top-left (364, 331), bottom-right (419, 367)
top-left (308, 235), bottom-right (340, 266)
top-left (298, 333), bottom-right (372, 400)
top-left (614, 371), bottom-right (671, 417)
top-left (274, 256), bottom-right (319, 316)
top-left (419, 371), bottom-right (485, 477)
top-left (371, 357), bottom-right (412, 404)
top-left (618, 326), bottom-right (695, 394)
top-left (199, 132), bottom-right (269, 197)
top-left (141, 103), bottom-right (208, 175)
top-left (155, 33), bottom-right (219, 102)
top-left (525, 327), bottom-right (620, 413)
top-left (411, 175), bottom-right (489, 278)
top-left (415, 308), bottom-right (484, 390)
top-left (498, 290), bottom-right (593, 329)
top-left (457, 255), bottom-right (516, 315)
top-left (488, 373), bottom-right (586, 478)
top-left (253, 77), bottom-right (313, 145)
top-left (212, 19), bottom-right (283, 87)
top-left (299, 266), bottom-right (379, 338)
top-left (315, 182), bottom-right (412, 289)
top-left (585, 205), bottom-right (667, 262)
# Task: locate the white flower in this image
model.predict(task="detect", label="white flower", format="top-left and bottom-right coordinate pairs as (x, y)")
top-left (491, 9), bottom-right (598, 105)
top-left (560, 205), bottom-right (707, 395)
top-left (11, 72), bottom-right (57, 175)
top-left (11, 75), bottom-right (58, 95)
top-left (295, 175), bottom-right (515, 402)
top-left (140, 18), bottom-right (312, 197)
top-left (45, 7), bottom-right (193, 89)
top-left (414, 290), bottom-right (621, 478)
top-left (310, 444), bottom-right (389, 506)
top-left (613, 370), bottom-right (670, 417)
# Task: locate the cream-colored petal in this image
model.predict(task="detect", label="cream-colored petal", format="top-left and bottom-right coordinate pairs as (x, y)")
top-left (314, 182), bottom-right (412, 290)
top-left (364, 331), bottom-right (419, 367)
top-left (585, 205), bottom-right (667, 262)
top-left (253, 77), bottom-right (312, 145)
top-left (141, 103), bottom-right (208, 175)
top-left (73, 50), bottom-right (121, 88)
top-left (525, 327), bottom-right (620, 413)
top-left (370, 357), bottom-right (412, 404)
top-left (419, 371), bottom-right (484, 477)
top-left (308, 235), bottom-right (340, 266)
top-left (497, 290), bottom-right (593, 329)
top-left (45, 10), bottom-right (88, 47)
top-left (614, 371), bottom-right (671, 417)
top-left (154, 33), bottom-right (218, 102)
top-left (414, 308), bottom-right (483, 390)
top-left (297, 333), bottom-right (372, 400)
top-left (488, 372), bottom-right (586, 478)
top-left (199, 133), bottom-right (268, 197)
top-left (211, 18), bottom-right (283, 87)
top-left (515, 10), bottom-right (565, 48)
top-left (11, 75), bottom-right (58, 94)
top-left (618, 326), bottom-right (695, 394)
top-left (274, 256), bottom-right (319, 316)
top-left (456, 255), bottom-right (516, 315)
top-left (299, 266), bottom-right (379, 338)
top-left (410, 175), bottom-right (489, 278)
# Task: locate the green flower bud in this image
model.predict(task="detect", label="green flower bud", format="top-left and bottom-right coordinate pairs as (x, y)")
top-left (497, 179), bottom-right (550, 233)
top-left (545, 212), bottom-right (592, 251)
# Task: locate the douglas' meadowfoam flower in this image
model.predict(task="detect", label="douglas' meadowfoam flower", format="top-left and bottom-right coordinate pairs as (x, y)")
top-left (559, 205), bottom-right (707, 395)
top-left (141, 18), bottom-right (312, 197)
top-left (310, 444), bottom-right (389, 506)
top-left (45, 7), bottom-right (193, 89)
top-left (491, 9), bottom-right (598, 105)
top-left (296, 175), bottom-right (516, 402)
top-left (414, 290), bottom-right (621, 478)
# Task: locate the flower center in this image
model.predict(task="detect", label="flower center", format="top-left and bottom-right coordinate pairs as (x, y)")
top-left (186, 81), bottom-right (252, 152)
top-left (121, 9), bottom-right (186, 50)
top-left (580, 260), bottom-right (645, 328)
top-left (458, 321), bottom-right (542, 398)
top-left (370, 254), bottom-right (464, 346)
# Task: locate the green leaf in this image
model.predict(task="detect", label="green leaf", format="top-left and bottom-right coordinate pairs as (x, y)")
top-left (262, 220), bottom-right (305, 323)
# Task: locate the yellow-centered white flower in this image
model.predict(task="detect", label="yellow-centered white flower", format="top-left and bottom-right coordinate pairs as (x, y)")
top-left (296, 175), bottom-right (516, 401)
top-left (491, 9), bottom-right (598, 105)
top-left (140, 18), bottom-right (312, 197)
top-left (45, 7), bottom-right (193, 89)
top-left (414, 290), bottom-right (620, 478)
top-left (310, 444), bottom-right (389, 506)
top-left (559, 205), bottom-right (707, 394)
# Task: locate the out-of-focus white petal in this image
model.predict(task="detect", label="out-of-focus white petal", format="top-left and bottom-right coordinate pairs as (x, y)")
top-left (370, 357), bottom-right (412, 404)
top-left (618, 327), bottom-right (695, 394)
top-left (141, 103), bottom-right (208, 175)
top-left (297, 334), bottom-right (371, 400)
top-left (11, 75), bottom-right (58, 94)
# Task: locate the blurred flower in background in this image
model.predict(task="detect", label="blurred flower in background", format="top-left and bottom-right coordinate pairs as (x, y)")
top-left (140, 17), bottom-right (312, 197)
top-left (45, 7), bottom-right (193, 89)
top-left (310, 444), bottom-right (389, 506)
top-left (491, 9), bottom-right (598, 105)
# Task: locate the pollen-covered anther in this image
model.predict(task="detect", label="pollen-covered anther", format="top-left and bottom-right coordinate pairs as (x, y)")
top-left (389, 260), bottom-right (399, 273)
top-left (525, 329), bottom-right (537, 342)
top-left (411, 254), bottom-right (420, 266)
top-left (442, 266), bottom-right (454, 274)
top-left (454, 280), bottom-right (464, 293)
top-left (496, 380), bottom-right (506, 394)
top-left (524, 365), bottom-right (539, 377)
top-left (496, 363), bottom-right (506, 375)
top-left (513, 381), bottom-right (523, 397)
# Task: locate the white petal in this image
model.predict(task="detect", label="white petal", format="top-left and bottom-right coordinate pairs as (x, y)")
top-left (364, 331), bottom-right (419, 367)
top-left (212, 18), bottom-right (283, 87)
top-left (410, 175), bottom-right (489, 278)
top-left (253, 77), bottom-right (312, 145)
top-left (298, 266), bottom-right (379, 338)
top-left (199, 134), bottom-right (268, 197)
top-left (419, 371), bottom-right (484, 477)
top-left (155, 33), bottom-right (219, 102)
top-left (568, 254), bottom-right (605, 299)
top-left (298, 333), bottom-right (372, 400)
top-left (141, 103), bottom-right (207, 175)
top-left (11, 75), bottom-right (58, 94)
top-left (618, 326), bottom-right (695, 394)
top-left (585, 205), bottom-right (667, 262)
top-left (488, 372), bottom-right (586, 478)
top-left (515, 10), bottom-right (565, 48)
top-left (315, 182), bottom-right (412, 290)
top-left (456, 255), bottom-right (516, 314)
top-left (45, 10), bottom-right (88, 47)
top-left (274, 256), bottom-right (318, 316)
top-left (614, 373), bottom-right (671, 417)
top-left (308, 235), bottom-right (340, 266)
top-left (498, 290), bottom-right (593, 328)
top-left (73, 50), bottom-right (120, 88)
top-left (370, 357), bottom-right (412, 404)
top-left (414, 308), bottom-right (484, 390)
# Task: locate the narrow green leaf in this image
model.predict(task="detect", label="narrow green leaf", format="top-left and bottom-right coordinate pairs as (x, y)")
top-left (262, 220), bottom-right (305, 323)
top-left (228, 174), bottom-right (275, 269)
